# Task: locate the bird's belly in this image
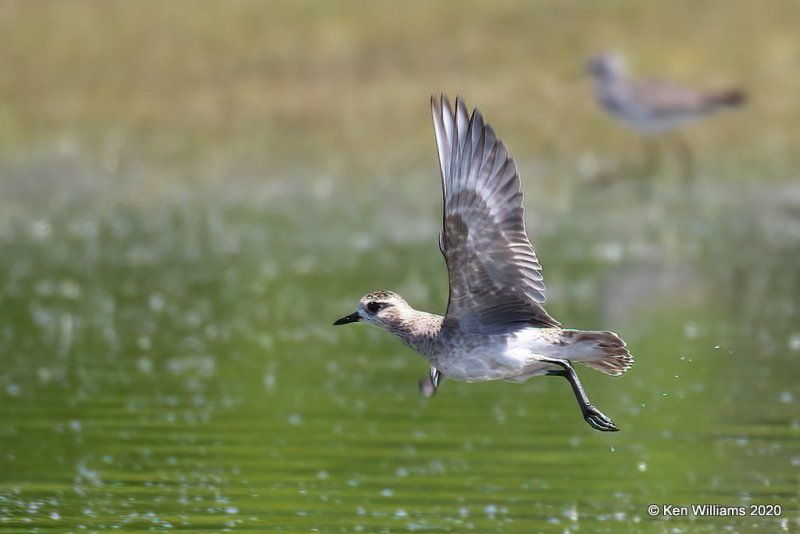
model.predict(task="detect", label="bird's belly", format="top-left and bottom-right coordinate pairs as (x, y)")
top-left (432, 342), bottom-right (531, 382)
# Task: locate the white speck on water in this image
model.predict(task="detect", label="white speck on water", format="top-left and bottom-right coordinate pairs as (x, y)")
top-left (394, 509), bottom-right (408, 518)
top-left (674, 374), bottom-right (680, 379)
top-left (31, 220), bottom-right (52, 240)
top-left (637, 462), bottom-right (647, 472)
top-left (350, 232), bottom-right (374, 251)
top-left (609, 446), bottom-right (616, 453)
top-left (458, 506), bottom-right (469, 518)
top-left (788, 334), bottom-right (800, 351)
top-left (395, 467), bottom-right (409, 478)
top-left (661, 392), bottom-right (668, 397)
top-left (428, 459), bottom-right (445, 474)
top-left (791, 456), bottom-right (800, 467)
top-left (263, 373), bottom-right (276, 391)
top-left (565, 503), bottom-right (578, 522)
top-left (49, 511), bottom-right (61, 520)
top-left (148, 293), bottom-right (165, 312)
top-left (288, 414), bottom-right (302, 426)
top-left (167, 356), bottom-right (215, 378)
top-left (714, 345), bottom-right (721, 350)
top-left (380, 488), bottom-right (393, 497)
top-left (779, 391), bottom-right (793, 404)
top-left (68, 420), bottom-right (82, 432)
top-left (484, 504), bottom-right (497, 519)
top-left (356, 506), bottom-right (366, 516)
top-left (683, 323), bottom-right (698, 339)
top-left (59, 280), bottom-right (81, 299)
top-left (316, 470), bottom-right (329, 480)
top-left (595, 242), bottom-right (623, 263)
top-left (225, 506), bottom-right (238, 515)
top-left (137, 336), bottom-right (152, 351)
top-left (6, 384), bottom-right (21, 397)
top-left (137, 358), bottom-right (153, 374)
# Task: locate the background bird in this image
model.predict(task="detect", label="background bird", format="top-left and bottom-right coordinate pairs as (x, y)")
top-left (587, 51), bottom-right (745, 182)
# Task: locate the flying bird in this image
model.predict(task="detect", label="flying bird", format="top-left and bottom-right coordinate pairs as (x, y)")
top-left (334, 96), bottom-right (633, 432)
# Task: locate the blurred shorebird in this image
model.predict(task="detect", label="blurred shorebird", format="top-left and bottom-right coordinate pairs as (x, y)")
top-left (334, 96), bottom-right (633, 432)
top-left (587, 52), bottom-right (745, 181)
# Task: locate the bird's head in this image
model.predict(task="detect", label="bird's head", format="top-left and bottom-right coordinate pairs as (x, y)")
top-left (333, 290), bottom-right (411, 330)
top-left (586, 52), bottom-right (626, 81)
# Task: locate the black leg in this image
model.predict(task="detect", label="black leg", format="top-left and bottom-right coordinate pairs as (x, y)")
top-left (542, 357), bottom-right (618, 432)
top-left (418, 367), bottom-right (442, 398)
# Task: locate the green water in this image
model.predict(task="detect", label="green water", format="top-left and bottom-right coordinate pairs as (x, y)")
top-left (0, 163), bottom-right (797, 532)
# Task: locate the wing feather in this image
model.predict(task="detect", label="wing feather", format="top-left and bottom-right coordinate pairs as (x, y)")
top-left (430, 95), bottom-right (559, 332)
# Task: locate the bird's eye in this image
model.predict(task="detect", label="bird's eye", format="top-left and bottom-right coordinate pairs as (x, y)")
top-left (366, 301), bottom-right (381, 313)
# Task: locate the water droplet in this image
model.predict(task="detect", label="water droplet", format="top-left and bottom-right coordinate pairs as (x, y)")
top-left (609, 446), bottom-right (616, 453)
top-left (287, 414), bottom-right (302, 426)
top-left (380, 488), bottom-right (393, 497)
top-left (637, 462), bottom-right (647, 472)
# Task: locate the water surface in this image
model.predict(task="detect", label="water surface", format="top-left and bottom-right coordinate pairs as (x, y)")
top-left (0, 166), bottom-right (797, 532)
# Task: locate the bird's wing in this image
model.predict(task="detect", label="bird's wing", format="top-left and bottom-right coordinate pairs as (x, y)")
top-left (431, 95), bottom-right (559, 333)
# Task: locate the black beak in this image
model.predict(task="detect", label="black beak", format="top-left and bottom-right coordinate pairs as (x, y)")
top-left (333, 311), bottom-right (361, 326)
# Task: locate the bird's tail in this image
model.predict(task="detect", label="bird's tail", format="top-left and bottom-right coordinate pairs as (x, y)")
top-left (560, 330), bottom-right (634, 376)
top-left (705, 88), bottom-right (746, 109)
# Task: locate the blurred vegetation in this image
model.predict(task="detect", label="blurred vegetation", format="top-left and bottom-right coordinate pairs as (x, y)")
top-left (1, 0), bottom-right (799, 185)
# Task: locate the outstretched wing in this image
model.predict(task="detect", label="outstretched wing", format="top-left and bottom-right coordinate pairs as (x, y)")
top-left (431, 95), bottom-right (558, 332)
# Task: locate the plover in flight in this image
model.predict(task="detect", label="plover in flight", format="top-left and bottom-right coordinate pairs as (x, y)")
top-left (587, 52), bottom-right (745, 180)
top-left (334, 96), bottom-right (633, 432)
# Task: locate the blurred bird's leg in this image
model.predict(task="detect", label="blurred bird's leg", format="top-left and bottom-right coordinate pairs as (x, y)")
top-left (542, 357), bottom-right (619, 432)
top-left (418, 367), bottom-right (442, 398)
top-left (639, 136), bottom-right (661, 176)
top-left (666, 132), bottom-right (695, 184)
